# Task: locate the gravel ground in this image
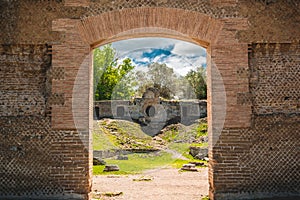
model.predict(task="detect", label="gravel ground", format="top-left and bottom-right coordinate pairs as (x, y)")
top-left (92, 167), bottom-right (209, 200)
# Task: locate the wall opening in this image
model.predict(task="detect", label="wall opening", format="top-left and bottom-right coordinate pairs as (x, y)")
top-left (145, 105), bottom-right (156, 117)
top-left (92, 37), bottom-right (209, 199)
top-left (116, 106), bottom-right (125, 118)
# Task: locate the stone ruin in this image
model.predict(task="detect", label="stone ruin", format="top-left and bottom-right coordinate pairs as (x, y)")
top-left (94, 88), bottom-right (207, 135)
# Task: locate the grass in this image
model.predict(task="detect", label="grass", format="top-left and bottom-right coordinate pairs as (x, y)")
top-left (160, 129), bottom-right (179, 142)
top-left (93, 152), bottom-right (177, 175)
top-left (93, 119), bottom-right (158, 150)
top-left (93, 126), bottom-right (117, 150)
top-left (168, 142), bottom-right (208, 166)
top-left (196, 122), bottom-right (208, 137)
top-left (92, 119), bottom-right (209, 175)
top-left (190, 142), bottom-right (208, 148)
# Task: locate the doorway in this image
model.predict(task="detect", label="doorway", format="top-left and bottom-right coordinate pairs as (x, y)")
top-left (92, 37), bottom-right (209, 199)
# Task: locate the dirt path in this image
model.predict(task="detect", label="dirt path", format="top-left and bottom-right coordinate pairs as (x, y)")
top-left (92, 167), bottom-right (208, 200)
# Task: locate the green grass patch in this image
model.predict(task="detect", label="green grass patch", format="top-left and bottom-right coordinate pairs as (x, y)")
top-left (190, 142), bottom-right (208, 148)
top-left (93, 152), bottom-right (176, 175)
top-left (160, 128), bottom-right (179, 142)
top-left (93, 119), bottom-right (157, 150)
top-left (196, 123), bottom-right (208, 137)
top-left (93, 127), bottom-right (117, 150)
top-left (168, 142), bottom-right (195, 160)
top-left (168, 142), bottom-right (208, 165)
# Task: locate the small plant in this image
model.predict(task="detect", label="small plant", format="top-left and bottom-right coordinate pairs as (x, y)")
top-left (196, 123), bottom-right (208, 137)
top-left (201, 195), bottom-right (210, 200)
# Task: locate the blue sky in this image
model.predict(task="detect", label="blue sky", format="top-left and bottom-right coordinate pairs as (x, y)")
top-left (111, 37), bottom-right (206, 76)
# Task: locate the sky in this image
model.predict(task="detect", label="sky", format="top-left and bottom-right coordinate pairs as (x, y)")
top-left (111, 37), bottom-right (206, 76)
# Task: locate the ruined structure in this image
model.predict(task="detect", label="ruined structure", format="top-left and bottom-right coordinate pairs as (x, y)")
top-left (0, 0), bottom-right (299, 200)
top-left (94, 88), bottom-right (207, 135)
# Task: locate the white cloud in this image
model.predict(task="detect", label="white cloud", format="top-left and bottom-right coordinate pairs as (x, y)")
top-left (111, 37), bottom-right (206, 77)
top-left (171, 40), bottom-right (206, 57)
top-left (161, 55), bottom-right (195, 76)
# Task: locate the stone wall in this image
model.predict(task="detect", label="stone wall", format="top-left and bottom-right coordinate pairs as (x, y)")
top-left (0, 1), bottom-right (299, 200)
top-left (0, 43), bottom-right (91, 199)
top-left (209, 41), bottom-right (300, 200)
top-left (94, 99), bottom-right (207, 125)
top-left (0, 44), bottom-right (51, 117)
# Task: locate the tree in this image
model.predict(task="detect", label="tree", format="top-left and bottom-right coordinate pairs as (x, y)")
top-left (94, 44), bottom-right (136, 100)
top-left (136, 63), bottom-right (177, 99)
top-left (185, 66), bottom-right (207, 99)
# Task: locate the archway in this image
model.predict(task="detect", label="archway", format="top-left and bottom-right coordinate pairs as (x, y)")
top-left (92, 37), bottom-right (209, 198)
top-left (51, 7), bottom-right (251, 199)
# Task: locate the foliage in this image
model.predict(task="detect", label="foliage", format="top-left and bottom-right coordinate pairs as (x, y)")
top-left (135, 63), bottom-right (207, 100)
top-left (201, 196), bottom-right (210, 200)
top-left (159, 126), bottom-right (179, 142)
top-left (135, 63), bottom-right (178, 99)
top-left (93, 119), bottom-right (208, 175)
top-left (196, 122), bottom-right (208, 137)
top-left (158, 121), bottom-right (208, 143)
top-left (185, 66), bottom-right (207, 99)
top-left (168, 143), bottom-right (190, 157)
top-left (94, 44), bottom-right (207, 100)
top-left (94, 44), bottom-right (137, 100)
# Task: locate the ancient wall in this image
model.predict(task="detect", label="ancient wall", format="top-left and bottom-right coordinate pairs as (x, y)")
top-left (94, 99), bottom-right (207, 123)
top-left (209, 42), bottom-right (300, 199)
top-left (0, 0), bottom-right (299, 200)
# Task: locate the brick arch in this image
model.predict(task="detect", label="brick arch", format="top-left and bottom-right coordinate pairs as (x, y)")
top-left (77, 7), bottom-right (222, 47)
top-left (51, 7), bottom-right (250, 199)
top-left (52, 6), bottom-right (250, 129)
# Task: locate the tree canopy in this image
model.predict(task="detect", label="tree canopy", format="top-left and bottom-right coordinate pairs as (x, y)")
top-left (94, 44), bottom-right (207, 101)
top-left (135, 63), bottom-right (177, 99)
top-left (134, 63), bottom-right (207, 100)
top-left (185, 67), bottom-right (207, 99)
top-left (94, 44), bottom-right (136, 100)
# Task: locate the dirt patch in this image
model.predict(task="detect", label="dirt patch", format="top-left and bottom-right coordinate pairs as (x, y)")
top-left (92, 168), bottom-right (208, 200)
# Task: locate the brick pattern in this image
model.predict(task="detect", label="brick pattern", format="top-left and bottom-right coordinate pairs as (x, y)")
top-left (248, 114), bottom-right (300, 194)
top-left (210, 114), bottom-right (300, 200)
top-left (0, 44), bottom-right (51, 117)
top-left (78, 7), bottom-right (223, 47)
top-left (51, 18), bottom-right (91, 130)
top-left (85, 0), bottom-right (239, 19)
top-left (52, 67), bottom-right (65, 80)
top-left (209, 42), bottom-right (300, 200)
top-left (65, 0), bottom-right (89, 7)
top-left (250, 42), bottom-right (300, 115)
top-left (48, 93), bottom-right (65, 106)
top-left (0, 116), bottom-right (89, 199)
